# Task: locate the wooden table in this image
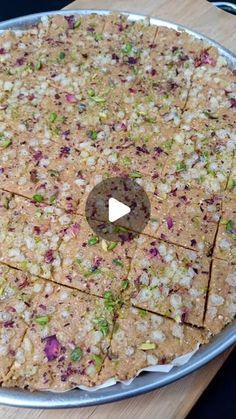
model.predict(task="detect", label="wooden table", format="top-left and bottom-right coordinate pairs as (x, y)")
top-left (1, 1), bottom-right (235, 417)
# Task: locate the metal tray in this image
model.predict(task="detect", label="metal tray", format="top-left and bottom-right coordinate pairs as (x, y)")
top-left (0, 9), bottom-right (235, 409)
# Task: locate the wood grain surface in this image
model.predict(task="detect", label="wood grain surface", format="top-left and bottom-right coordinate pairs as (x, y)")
top-left (0, 1), bottom-right (235, 417)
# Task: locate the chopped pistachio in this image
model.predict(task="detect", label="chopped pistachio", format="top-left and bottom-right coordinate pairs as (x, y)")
top-left (112, 258), bottom-right (124, 268)
top-left (113, 225), bottom-right (129, 233)
top-left (144, 116), bottom-right (156, 123)
top-left (107, 242), bottom-right (118, 251)
top-left (88, 236), bottom-right (99, 246)
top-left (226, 219), bottom-right (236, 239)
top-left (90, 95), bottom-right (106, 104)
top-left (176, 162), bottom-right (186, 172)
top-left (227, 178), bottom-right (236, 191)
top-left (89, 130), bottom-right (98, 140)
top-left (130, 171), bottom-right (142, 179)
top-left (94, 33), bottom-right (103, 41)
top-left (94, 318), bottom-right (109, 336)
top-left (138, 308), bottom-right (148, 318)
top-left (93, 354), bottom-right (103, 370)
top-left (49, 112), bottom-right (57, 123)
top-left (50, 195), bottom-right (57, 204)
top-left (174, 314), bottom-right (181, 323)
top-left (59, 51), bottom-right (66, 60)
top-left (121, 280), bottom-right (129, 290)
top-left (122, 156), bottom-right (132, 166)
top-left (74, 20), bottom-right (81, 28)
top-left (84, 268), bottom-right (102, 277)
top-left (99, 110), bottom-right (107, 119)
top-left (49, 169), bottom-right (60, 177)
top-left (3, 197), bottom-right (10, 210)
top-left (101, 239), bottom-right (108, 251)
top-left (161, 140), bottom-right (173, 151)
top-left (70, 347), bottom-right (83, 362)
top-left (102, 240), bottom-right (117, 252)
top-left (138, 341), bottom-right (156, 350)
top-left (35, 315), bottom-right (50, 326)
top-left (122, 42), bottom-right (132, 55)
top-left (87, 88), bottom-right (95, 97)
top-left (0, 137), bottom-right (12, 149)
top-left (35, 60), bottom-right (42, 70)
top-left (202, 111), bottom-right (218, 120)
top-left (103, 291), bottom-right (123, 311)
top-left (20, 261), bottom-right (28, 271)
top-left (32, 194), bottom-right (44, 203)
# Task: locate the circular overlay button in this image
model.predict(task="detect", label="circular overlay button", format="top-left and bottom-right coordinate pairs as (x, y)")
top-left (85, 177), bottom-right (151, 242)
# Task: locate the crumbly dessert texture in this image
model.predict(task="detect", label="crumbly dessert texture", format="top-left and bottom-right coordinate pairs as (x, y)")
top-left (0, 13), bottom-right (235, 391)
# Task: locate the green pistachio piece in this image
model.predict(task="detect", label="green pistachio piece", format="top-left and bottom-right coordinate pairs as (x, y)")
top-left (88, 236), bottom-right (99, 246)
top-left (71, 347), bottom-right (83, 362)
top-left (0, 137), bottom-right (12, 149)
top-left (138, 341), bottom-right (156, 350)
top-left (35, 315), bottom-right (49, 326)
top-left (32, 194), bottom-right (44, 203)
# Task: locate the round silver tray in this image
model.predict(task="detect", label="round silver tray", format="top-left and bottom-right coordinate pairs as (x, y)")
top-left (0, 9), bottom-right (235, 408)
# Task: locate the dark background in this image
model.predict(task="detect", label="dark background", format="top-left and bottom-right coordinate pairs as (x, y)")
top-left (0, 1), bottom-right (235, 418)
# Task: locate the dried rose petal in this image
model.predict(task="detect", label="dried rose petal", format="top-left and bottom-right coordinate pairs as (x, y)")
top-left (43, 335), bottom-right (61, 361)
top-left (66, 222), bottom-right (80, 237)
top-left (194, 50), bottom-right (216, 67)
top-left (191, 239), bottom-right (197, 247)
top-left (44, 249), bottom-right (55, 264)
top-left (149, 247), bottom-right (159, 257)
top-left (65, 15), bottom-right (75, 30)
top-left (30, 169), bottom-right (38, 183)
top-left (18, 279), bottom-right (29, 289)
top-left (0, 48), bottom-right (6, 54)
top-left (15, 58), bottom-right (25, 67)
top-left (112, 53), bottom-right (119, 62)
top-left (65, 94), bottom-right (76, 103)
top-left (128, 57), bottom-right (137, 65)
top-left (166, 216), bottom-right (174, 230)
top-left (136, 145), bottom-right (149, 154)
top-left (154, 146), bottom-right (164, 156)
top-left (118, 23), bottom-right (124, 32)
top-left (28, 94), bottom-right (35, 101)
top-left (60, 146), bottom-right (71, 158)
top-left (150, 68), bottom-right (157, 76)
top-left (230, 98), bottom-right (236, 108)
top-left (33, 150), bottom-right (43, 162)
top-left (160, 233), bottom-right (166, 240)
top-left (33, 226), bottom-right (41, 235)
top-left (62, 130), bottom-right (70, 139)
top-left (93, 257), bottom-right (103, 269)
top-left (87, 26), bottom-right (95, 33)
top-left (120, 122), bottom-right (127, 131)
top-left (181, 309), bottom-right (188, 324)
top-left (4, 320), bottom-right (14, 328)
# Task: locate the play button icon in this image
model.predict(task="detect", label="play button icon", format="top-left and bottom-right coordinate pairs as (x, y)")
top-left (85, 176), bottom-right (150, 242)
top-left (108, 198), bottom-right (131, 223)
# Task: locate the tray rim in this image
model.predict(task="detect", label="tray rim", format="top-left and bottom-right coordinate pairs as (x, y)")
top-left (0, 8), bottom-right (235, 409)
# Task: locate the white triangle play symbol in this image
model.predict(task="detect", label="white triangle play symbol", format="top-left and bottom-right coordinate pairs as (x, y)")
top-left (108, 197), bottom-right (131, 223)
